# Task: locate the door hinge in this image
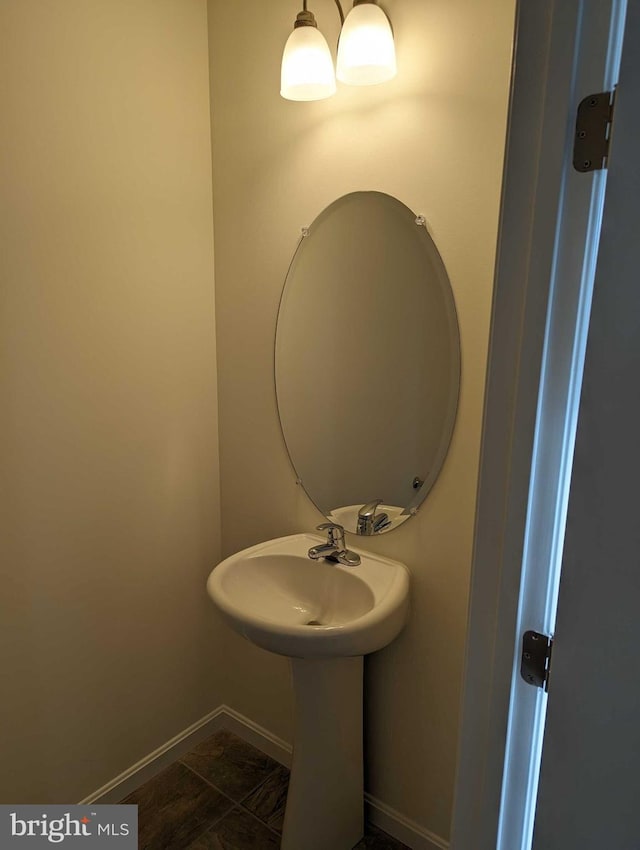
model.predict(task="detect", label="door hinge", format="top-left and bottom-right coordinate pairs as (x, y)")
top-left (573, 89), bottom-right (616, 172)
top-left (520, 630), bottom-right (553, 691)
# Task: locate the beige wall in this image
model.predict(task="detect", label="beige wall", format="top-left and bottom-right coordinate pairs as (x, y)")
top-left (0, 0), bottom-right (222, 803)
top-left (208, 0), bottom-right (515, 840)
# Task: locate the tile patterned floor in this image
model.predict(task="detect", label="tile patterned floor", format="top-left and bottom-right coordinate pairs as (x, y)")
top-left (123, 728), bottom-right (409, 849)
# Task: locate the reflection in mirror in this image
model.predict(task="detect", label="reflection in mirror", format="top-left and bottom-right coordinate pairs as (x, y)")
top-left (275, 192), bottom-right (460, 534)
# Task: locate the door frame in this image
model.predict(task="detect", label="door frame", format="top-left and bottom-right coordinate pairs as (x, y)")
top-left (450, 1), bottom-right (624, 847)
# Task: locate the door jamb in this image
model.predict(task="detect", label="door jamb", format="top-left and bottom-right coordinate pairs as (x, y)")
top-left (449, 1), bottom-right (619, 846)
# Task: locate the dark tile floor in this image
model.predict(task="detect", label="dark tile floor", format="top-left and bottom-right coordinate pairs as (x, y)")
top-left (123, 728), bottom-right (409, 849)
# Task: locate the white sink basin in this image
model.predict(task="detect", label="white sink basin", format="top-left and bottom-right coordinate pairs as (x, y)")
top-left (207, 533), bottom-right (410, 658)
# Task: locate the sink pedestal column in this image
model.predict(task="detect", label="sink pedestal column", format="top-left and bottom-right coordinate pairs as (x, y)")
top-left (282, 656), bottom-right (364, 850)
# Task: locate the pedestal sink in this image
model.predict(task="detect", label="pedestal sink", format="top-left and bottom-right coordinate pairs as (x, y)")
top-left (206, 532), bottom-right (410, 850)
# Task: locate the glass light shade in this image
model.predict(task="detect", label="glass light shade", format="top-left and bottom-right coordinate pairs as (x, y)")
top-left (280, 25), bottom-right (336, 101)
top-left (336, 3), bottom-right (397, 86)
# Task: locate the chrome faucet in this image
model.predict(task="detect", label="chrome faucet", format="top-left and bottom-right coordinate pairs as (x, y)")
top-left (357, 499), bottom-right (390, 535)
top-left (308, 522), bottom-right (361, 566)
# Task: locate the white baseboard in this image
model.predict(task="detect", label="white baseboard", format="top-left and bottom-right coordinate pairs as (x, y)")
top-left (213, 705), bottom-right (293, 768)
top-left (80, 705), bottom-right (231, 804)
top-left (82, 705), bottom-right (448, 850)
top-left (365, 794), bottom-right (449, 850)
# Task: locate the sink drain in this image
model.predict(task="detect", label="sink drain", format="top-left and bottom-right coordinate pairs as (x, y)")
top-left (306, 619), bottom-right (323, 626)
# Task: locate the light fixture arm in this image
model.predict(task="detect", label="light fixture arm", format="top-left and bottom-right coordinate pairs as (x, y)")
top-left (301, 0), bottom-right (345, 25)
top-left (300, 1), bottom-right (389, 30)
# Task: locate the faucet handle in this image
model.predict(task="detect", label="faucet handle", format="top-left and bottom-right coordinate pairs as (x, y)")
top-left (316, 522), bottom-right (345, 547)
top-left (358, 499), bottom-right (383, 519)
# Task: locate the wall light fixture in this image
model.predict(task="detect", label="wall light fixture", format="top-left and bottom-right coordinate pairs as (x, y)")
top-left (280, 1), bottom-right (396, 101)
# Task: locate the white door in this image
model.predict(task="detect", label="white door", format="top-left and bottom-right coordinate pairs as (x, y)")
top-left (451, 3), bottom-right (638, 848)
top-left (530, 2), bottom-right (640, 846)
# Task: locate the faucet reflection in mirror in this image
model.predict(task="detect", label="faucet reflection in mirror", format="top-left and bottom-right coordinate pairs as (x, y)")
top-left (356, 499), bottom-right (389, 535)
top-left (281, 0), bottom-right (396, 101)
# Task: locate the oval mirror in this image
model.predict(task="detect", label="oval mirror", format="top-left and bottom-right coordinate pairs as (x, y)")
top-left (275, 191), bottom-right (460, 535)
